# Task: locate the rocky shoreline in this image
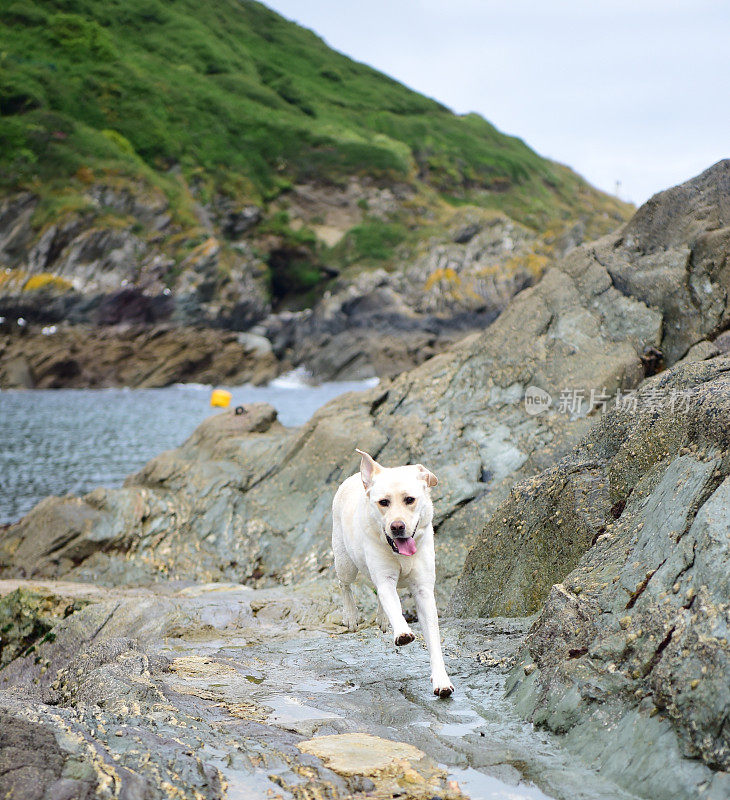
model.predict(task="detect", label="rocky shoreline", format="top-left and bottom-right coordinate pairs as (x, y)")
top-left (1, 175), bottom-right (617, 388)
top-left (0, 162), bottom-right (728, 800)
top-left (0, 323), bottom-right (280, 389)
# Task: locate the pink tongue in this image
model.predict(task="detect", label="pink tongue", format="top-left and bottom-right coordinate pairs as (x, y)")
top-left (395, 536), bottom-right (417, 556)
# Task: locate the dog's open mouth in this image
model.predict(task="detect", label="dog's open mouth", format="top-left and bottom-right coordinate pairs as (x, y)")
top-left (386, 534), bottom-right (417, 556)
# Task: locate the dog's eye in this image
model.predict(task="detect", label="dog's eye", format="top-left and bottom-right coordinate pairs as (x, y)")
top-left (404, 496), bottom-right (415, 505)
top-left (378, 498), bottom-right (390, 507)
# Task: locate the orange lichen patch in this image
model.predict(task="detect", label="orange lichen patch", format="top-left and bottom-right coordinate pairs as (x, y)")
top-left (23, 273), bottom-right (73, 293)
top-left (478, 250), bottom-right (550, 280)
top-left (424, 266), bottom-right (461, 292)
top-left (0, 268), bottom-right (27, 290)
top-left (190, 237), bottom-right (220, 261)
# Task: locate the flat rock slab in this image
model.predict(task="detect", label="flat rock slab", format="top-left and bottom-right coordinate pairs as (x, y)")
top-left (299, 732), bottom-right (427, 775)
top-left (297, 732), bottom-right (464, 798)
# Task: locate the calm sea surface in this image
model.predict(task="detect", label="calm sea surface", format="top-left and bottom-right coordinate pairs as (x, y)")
top-left (0, 373), bottom-right (377, 524)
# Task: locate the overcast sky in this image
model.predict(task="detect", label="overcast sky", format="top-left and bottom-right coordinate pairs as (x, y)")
top-left (263, 0), bottom-right (729, 205)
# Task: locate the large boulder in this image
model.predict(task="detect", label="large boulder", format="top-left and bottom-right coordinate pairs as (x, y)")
top-left (447, 158), bottom-right (730, 616)
top-left (458, 355), bottom-right (730, 799)
top-left (449, 354), bottom-right (730, 616)
top-left (595, 159), bottom-right (730, 363)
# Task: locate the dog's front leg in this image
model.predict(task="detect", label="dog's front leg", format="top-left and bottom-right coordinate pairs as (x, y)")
top-left (412, 584), bottom-right (454, 697)
top-left (339, 580), bottom-right (358, 631)
top-left (376, 597), bottom-right (389, 632)
top-left (374, 577), bottom-right (414, 646)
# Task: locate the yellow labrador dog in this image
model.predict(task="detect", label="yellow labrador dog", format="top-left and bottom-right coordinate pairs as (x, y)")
top-left (332, 449), bottom-right (454, 697)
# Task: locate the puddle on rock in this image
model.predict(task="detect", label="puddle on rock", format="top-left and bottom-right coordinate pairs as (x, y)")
top-left (265, 695), bottom-right (341, 726)
top-left (450, 766), bottom-right (553, 800)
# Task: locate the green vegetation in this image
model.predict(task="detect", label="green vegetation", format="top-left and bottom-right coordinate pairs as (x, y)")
top-left (331, 220), bottom-right (408, 267)
top-left (0, 588), bottom-right (86, 668)
top-left (0, 0), bottom-right (630, 234)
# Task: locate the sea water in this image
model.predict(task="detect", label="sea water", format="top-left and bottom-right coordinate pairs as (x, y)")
top-left (0, 372), bottom-right (378, 524)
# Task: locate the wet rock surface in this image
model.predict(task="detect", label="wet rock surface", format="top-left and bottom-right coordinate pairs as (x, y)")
top-left (0, 578), bottom-right (636, 800)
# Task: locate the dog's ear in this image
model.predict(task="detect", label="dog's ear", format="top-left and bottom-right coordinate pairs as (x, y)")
top-left (355, 448), bottom-right (380, 490)
top-left (416, 464), bottom-right (438, 488)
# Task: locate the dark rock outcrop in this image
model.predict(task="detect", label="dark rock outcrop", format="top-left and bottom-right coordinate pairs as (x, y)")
top-left (597, 159), bottom-right (730, 363)
top-left (0, 324), bottom-right (278, 389)
top-left (261, 211), bottom-right (546, 381)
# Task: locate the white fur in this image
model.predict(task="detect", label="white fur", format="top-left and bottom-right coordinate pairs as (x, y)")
top-left (331, 450), bottom-right (454, 697)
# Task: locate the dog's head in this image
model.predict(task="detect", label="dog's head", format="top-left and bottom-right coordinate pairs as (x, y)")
top-left (356, 448), bottom-right (438, 557)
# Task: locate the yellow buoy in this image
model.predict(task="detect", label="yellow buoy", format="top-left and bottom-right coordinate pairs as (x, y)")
top-left (210, 388), bottom-right (232, 408)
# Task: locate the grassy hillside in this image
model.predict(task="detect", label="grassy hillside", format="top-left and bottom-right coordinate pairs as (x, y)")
top-left (0, 0), bottom-right (629, 231)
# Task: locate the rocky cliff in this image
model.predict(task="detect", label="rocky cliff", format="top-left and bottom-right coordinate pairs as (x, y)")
top-left (0, 178), bottom-right (620, 386)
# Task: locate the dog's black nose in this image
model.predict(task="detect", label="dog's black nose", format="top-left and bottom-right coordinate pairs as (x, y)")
top-left (390, 519), bottom-right (406, 535)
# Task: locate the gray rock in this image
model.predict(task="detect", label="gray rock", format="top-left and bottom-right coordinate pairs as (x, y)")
top-left (27, 218), bottom-right (84, 272)
top-left (87, 183), bottom-right (170, 228)
top-left (594, 159), bottom-right (730, 363)
top-left (0, 707), bottom-right (98, 800)
top-left (495, 356), bottom-right (730, 799)
top-left (220, 203), bottom-right (262, 239)
top-left (714, 329), bottom-right (730, 354)
top-left (0, 182), bottom-right (270, 334)
top-left (0, 192), bottom-right (37, 263)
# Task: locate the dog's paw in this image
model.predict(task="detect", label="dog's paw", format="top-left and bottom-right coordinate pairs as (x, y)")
top-left (394, 630), bottom-right (415, 646)
top-left (432, 677), bottom-right (454, 698)
top-left (342, 614), bottom-right (359, 631)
